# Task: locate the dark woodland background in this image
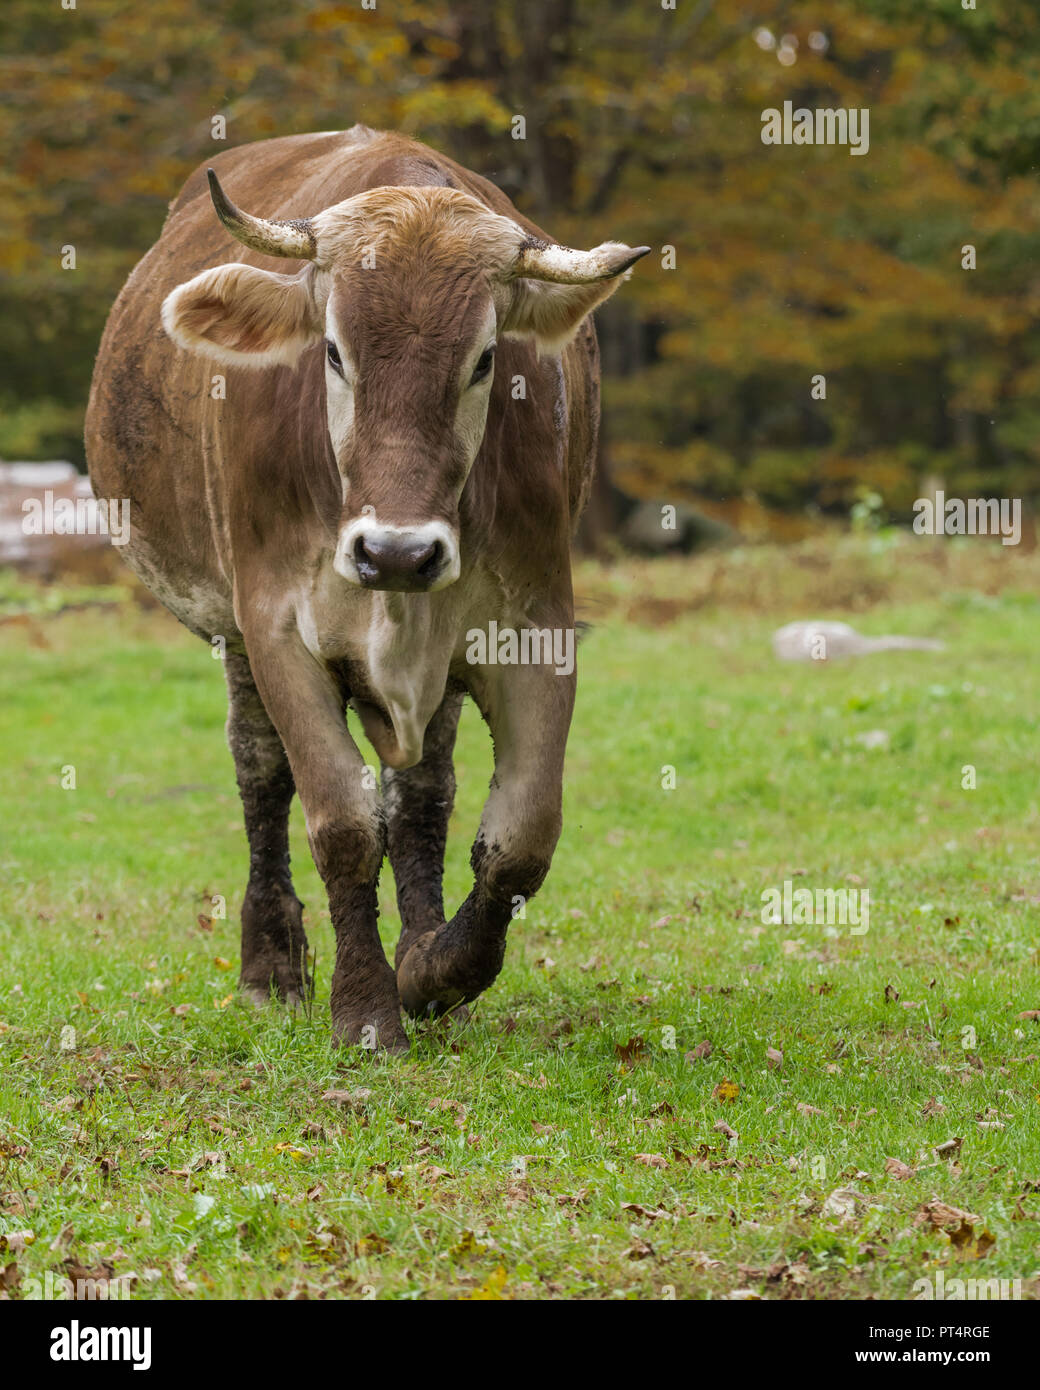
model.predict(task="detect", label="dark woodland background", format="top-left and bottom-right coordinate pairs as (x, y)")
top-left (2, 0), bottom-right (1038, 541)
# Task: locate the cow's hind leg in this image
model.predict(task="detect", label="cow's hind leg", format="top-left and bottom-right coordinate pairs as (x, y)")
top-left (382, 688), bottom-right (464, 972)
top-left (225, 651), bottom-right (310, 1005)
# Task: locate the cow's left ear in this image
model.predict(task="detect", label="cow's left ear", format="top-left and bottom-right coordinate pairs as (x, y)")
top-left (161, 262), bottom-right (322, 368)
top-left (500, 240), bottom-right (651, 355)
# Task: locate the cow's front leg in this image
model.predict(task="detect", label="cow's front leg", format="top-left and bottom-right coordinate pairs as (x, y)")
top-left (382, 688), bottom-right (464, 970)
top-left (396, 659), bottom-right (574, 1017)
top-left (243, 625), bottom-right (407, 1052)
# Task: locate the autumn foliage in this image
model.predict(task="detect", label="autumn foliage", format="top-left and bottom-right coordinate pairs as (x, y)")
top-left (1, 0), bottom-right (1037, 521)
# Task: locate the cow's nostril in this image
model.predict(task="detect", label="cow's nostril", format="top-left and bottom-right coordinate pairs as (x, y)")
top-left (347, 529), bottom-right (451, 590)
top-left (416, 540), bottom-right (442, 577)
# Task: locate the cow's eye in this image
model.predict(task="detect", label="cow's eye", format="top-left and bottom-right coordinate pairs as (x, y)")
top-left (326, 339), bottom-right (343, 374)
top-left (470, 344), bottom-right (495, 386)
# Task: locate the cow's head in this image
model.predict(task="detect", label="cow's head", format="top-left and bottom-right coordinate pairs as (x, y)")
top-left (162, 169), bottom-right (648, 592)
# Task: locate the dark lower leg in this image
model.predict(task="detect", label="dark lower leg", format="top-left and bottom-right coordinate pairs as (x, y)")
top-left (382, 690), bottom-right (463, 969)
top-left (310, 821), bottom-right (407, 1053)
top-left (225, 652), bottom-right (310, 1004)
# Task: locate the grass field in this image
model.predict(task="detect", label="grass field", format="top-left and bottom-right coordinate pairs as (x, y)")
top-left (1, 539), bottom-right (1039, 1300)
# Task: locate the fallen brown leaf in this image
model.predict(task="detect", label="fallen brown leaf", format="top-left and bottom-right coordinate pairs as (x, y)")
top-left (64, 1258), bottom-right (115, 1297)
top-left (620, 1202), bottom-right (672, 1222)
top-left (933, 1137), bottom-right (963, 1159)
top-left (821, 1188), bottom-right (866, 1221)
top-left (615, 1036), bottom-right (646, 1065)
top-left (320, 1088), bottom-right (373, 1110)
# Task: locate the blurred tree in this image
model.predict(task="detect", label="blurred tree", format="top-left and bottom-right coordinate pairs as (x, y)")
top-left (0, 0), bottom-right (1037, 531)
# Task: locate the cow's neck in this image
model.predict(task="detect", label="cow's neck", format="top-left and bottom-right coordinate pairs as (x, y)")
top-left (353, 590), bottom-right (454, 770)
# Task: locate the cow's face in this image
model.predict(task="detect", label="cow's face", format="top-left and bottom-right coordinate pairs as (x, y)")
top-left (320, 244), bottom-right (500, 593)
top-left (163, 175), bottom-right (648, 593)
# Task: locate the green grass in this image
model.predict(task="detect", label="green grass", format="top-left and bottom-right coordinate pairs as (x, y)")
top-left (1, 555), bottom-right (1039, 1300)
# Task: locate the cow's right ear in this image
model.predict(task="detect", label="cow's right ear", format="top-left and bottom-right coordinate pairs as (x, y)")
top-left (161, 263), bottom-right (321, 368)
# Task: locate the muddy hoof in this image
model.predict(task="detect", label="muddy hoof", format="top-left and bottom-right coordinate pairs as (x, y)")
top-left (397, 932), bottom-right (457, 1018)
top-left (331, 1008), bottom-right (409, 1056)
top-left (240, 974), bottom-right (310, 1009)
top-left (423, 999), bottom-right (470, 1023)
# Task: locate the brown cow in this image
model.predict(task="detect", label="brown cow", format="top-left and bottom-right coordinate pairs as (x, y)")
top-left (86, 126), bottom-right (648, 1051)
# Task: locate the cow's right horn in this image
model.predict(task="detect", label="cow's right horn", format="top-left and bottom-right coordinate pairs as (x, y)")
top-left (207, 169), bottom-right (318, 261)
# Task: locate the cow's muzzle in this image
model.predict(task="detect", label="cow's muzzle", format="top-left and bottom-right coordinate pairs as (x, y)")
top-left (334, 519), bottom-right (460, 593)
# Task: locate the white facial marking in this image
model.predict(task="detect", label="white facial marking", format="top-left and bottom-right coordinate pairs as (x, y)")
top-left (325, 300), bottom-right (498, 588)
top-left (324, 301), bottom-right (357, 458)
top-left (455, 300), bottom-right (498, 464)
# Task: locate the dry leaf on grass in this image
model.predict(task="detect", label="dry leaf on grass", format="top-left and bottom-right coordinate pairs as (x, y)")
top-left (821, 1188), bottom-right (866, 1222)
top-left (171, 1241), bottom-right (198, 1292)
top-left (768, 1258), bottom-right (810, 1285)
top-left (949, 1223), bottom-right (996, 1259)
top-left (0, 1231), bottom-right (34, 1254)
top-left (914, 1197), bottom-right (994, 1261)
top-left (621, 1203), bottom-right (673, 1222)
top-left (933, 1137), bottom-right (963, 1159)
top-left (354, 1232), bottom-right (391, 1257)
top-left (556, 1188), bottom-right (589, 1207)
top-left (320, 1088), bottom-right (373, 1111)
top-left (64, 1258), bottom-right (115, 1297)
top-left (615, 1036), bottom-right (646, 1065)
top-left (687, 1251), bottom-right (725, 1270)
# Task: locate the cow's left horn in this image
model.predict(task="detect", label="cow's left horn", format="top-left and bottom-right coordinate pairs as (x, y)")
top-left (207, 169), bottom-right (318, 261)
top-left (511, 238), bottom-right (651, 284)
